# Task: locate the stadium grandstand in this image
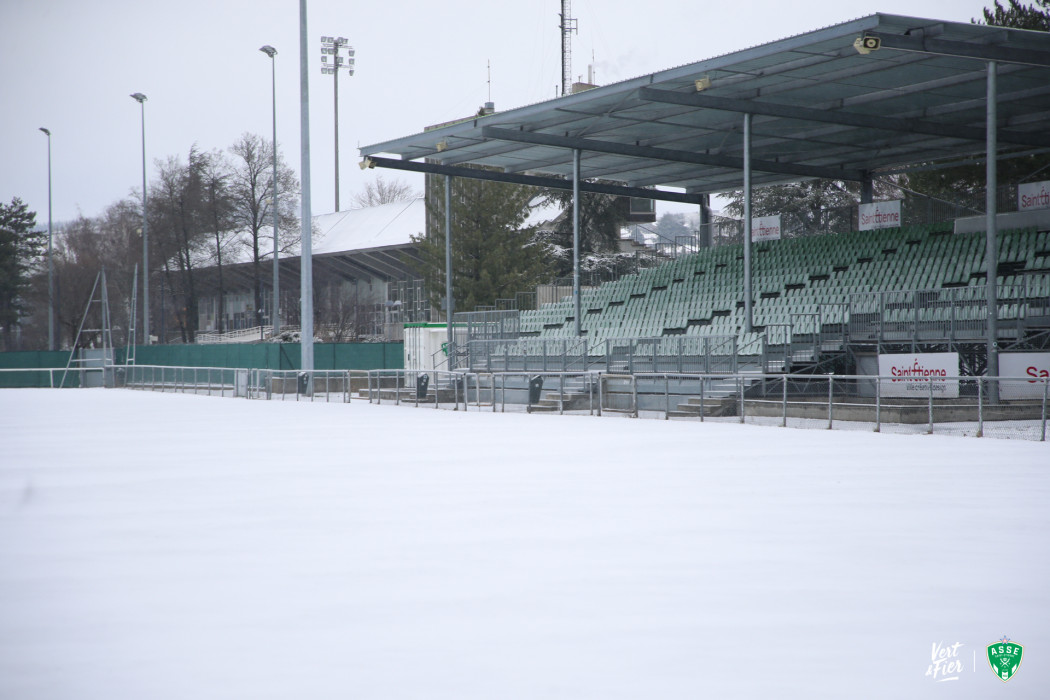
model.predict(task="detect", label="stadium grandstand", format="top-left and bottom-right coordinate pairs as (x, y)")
top-left (361, 13), bottom-right (1050, 386)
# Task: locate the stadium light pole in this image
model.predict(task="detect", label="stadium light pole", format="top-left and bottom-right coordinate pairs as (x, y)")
top-left (130, 92), bottom-right (150, 345)
top-left (260, 45), bottom-right (280, 337)
top-left (320, 35), bottom-right (355, 212)
top-left (300, 0), bottom-right (314, 373)
top-left (39, 127), bottom-right (55, 352)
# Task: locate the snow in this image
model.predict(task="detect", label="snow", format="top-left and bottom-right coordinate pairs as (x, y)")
top-left (311, 198), bottom-right (425, 256)
top-left (1, 388), bottom-right (1048, 699)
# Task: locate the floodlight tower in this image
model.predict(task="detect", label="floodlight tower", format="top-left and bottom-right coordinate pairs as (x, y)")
top-left (259, 44), bottom-right (280, 336)
top-left (320, 35), bottom-right (355, 212)
top-left (559, 0), bottom-right (577, 96)
top-left (38, 128), bottom-right (55, 351)
top-left (130, 92), bottom-right (149, 344)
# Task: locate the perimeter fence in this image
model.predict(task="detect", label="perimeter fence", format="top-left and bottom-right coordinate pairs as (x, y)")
top-left (4, 365), bottom-right (1047, 441)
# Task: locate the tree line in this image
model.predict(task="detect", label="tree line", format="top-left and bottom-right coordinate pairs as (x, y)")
top-left (1, 133), bottom-right (300, 350)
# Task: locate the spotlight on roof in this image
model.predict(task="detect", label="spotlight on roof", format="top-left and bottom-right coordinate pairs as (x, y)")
top-left (853, 36), bottom-right (881, 55)
top-left (359, 157), bottom-right (376, 170)
top-left (694, 76), bottom-right (711, 92)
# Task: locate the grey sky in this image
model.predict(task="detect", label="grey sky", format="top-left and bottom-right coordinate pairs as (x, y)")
top-left (2, 0), bottom-right (982, 225)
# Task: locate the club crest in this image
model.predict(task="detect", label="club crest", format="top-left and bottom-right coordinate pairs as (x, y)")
top-left (986, 636), bottom-right (1023, 682)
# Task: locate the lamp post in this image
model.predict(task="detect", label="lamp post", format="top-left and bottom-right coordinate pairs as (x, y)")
top-left (38, 127), bottom-right (54, 351)
top-left (320, 35), bottom-right (354, 212)
top-left (130, 92), bottom-right (149, 345)
top-left (260, 45), bottom-right (280, 337)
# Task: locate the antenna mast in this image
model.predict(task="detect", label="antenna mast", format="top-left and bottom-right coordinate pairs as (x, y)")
top-left (559, 0), bottom-right (577, 95)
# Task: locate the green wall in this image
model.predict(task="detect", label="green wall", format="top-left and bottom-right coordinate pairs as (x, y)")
top-left (128, 343), bottom-right (404, 370)
top-left (0, 350), bottom-right (76, 387)
top-left (0, 343), bottom-right (404, 375)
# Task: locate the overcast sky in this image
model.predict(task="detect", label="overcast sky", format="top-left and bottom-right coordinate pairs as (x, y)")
top-left (2, 0), bottom-right (984, 226)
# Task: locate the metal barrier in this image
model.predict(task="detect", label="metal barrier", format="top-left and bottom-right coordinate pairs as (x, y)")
top-left (356, 370), bottom-right (1048, 441)
top-left (25, 362), bottom-right (1047, 441)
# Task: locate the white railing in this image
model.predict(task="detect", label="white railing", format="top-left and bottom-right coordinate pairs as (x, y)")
top-left (196, 326), bottom-right (294, 344)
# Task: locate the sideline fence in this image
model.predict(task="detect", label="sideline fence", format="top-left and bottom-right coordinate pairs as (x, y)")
top-left (5, 365), bottom-right (1047, 441)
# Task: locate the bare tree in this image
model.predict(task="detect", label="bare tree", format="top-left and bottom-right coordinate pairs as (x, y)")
top-left (150, 147), bottom-right (213, 343)
top-left (352, 175), bottom-right (419, 208)
top-left (228, 133), bottom-right (300, 329)
top-left (198, 150), bottom-right (237, 333)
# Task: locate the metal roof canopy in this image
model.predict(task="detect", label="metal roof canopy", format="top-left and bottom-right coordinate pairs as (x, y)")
top-left (359, 13), bottom-right (1050, 201)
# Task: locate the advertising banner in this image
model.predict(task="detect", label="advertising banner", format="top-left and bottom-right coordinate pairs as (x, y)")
top-left (1018, 181), bottom-right (1050, 211)
top-left (859, 200), bottom-right (902, 231)
top-left (751, 215), bottom-right (782, 242)
top-left (999, 352), bottom-right (1050, 400)
top-left (878, 352), bottom-right (959, 398)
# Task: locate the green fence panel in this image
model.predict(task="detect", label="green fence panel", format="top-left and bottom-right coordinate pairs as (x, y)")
top-left (4, 343), bottom-right (404, 377)
top-left (0, 350), bottom-right (71, 370)
top-left (0, 350), bottom-right (74, 387)
top-left (122, 342), bottom-right (403, 370)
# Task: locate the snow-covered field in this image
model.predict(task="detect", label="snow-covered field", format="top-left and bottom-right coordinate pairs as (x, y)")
top-left (1, 388), bottom-right (1047, 699)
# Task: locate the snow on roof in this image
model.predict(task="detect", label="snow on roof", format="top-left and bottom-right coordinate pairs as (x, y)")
top-left (312, 197), bottom-right (425, 255)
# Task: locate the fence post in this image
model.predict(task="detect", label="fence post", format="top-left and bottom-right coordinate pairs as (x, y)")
top-left (927, 376), bottom-right (934, 435)
top-left (781, 375), bottom-right (788, 428)
top-left (827, 376), bottom-right (833, 430)
top-left (589, 374), bottom-right (595, 416)
top-left (977, 378), bottom-right (984, 438)
top-left (875, 374), bottom-right (882, 433)
top-left (454, 374), bottom-right (460, 411)
top-left (368, 372), bottom-right (373, 404)
top-left (739, 375), bottom-right (745, 424)
top-left (1041, 378), bottom-right (1047, 442)
top-left (559, 373), bottom-right (564, 415)
top-left (699, 376), bottom-right (705, 422)
top-left (632, 375), bottom-right (639, 418)
top-left (597, 373), bottom-right (604, 417)
top-left (395, 371), bottom-right (401, 406)
top-left (501, 373), bottom-right (506, 413)
top-left (664, 375), bottom-right (671, 420)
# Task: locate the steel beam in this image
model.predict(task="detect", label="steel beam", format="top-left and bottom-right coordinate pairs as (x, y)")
top-left (481, 126), bottom-right (866, 182)
top-left (364, 156), bottom-right (701, 204)
top-left (869, 31), bottom-right (1050, 67)
top-left (638, 87), bottom-right (1050, 149)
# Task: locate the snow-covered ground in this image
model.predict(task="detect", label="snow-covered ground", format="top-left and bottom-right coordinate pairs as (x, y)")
top-left (1, 388), bottom-right (1047, 699)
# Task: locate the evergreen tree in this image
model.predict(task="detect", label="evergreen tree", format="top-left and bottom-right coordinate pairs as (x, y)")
top-left (537, 189), bottom-right (629, 276)
top-left (905, 2), bottom-right (1050, 208)
top-left (724, 180), bottom-right (862, 237)
top-left (0, 198), bottom-right (46, 349)
top-left (656, 212), bottom-right (690, 242)
top-left (977, 0), bottom-right (1050, 30)
top-left (413, 176), bottom-right (549, 314)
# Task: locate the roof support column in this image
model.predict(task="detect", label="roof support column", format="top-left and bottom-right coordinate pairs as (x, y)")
top-left (699, 194), bottom-right (712, 249)
top-left (985, 60), bottom-right (1000, 398)
top-left (743, 113), bottom-right (753, 333)
top-left (445, 174), bottom-right (454, 354)
top-left (573, 148), bottom-right (582, 337)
